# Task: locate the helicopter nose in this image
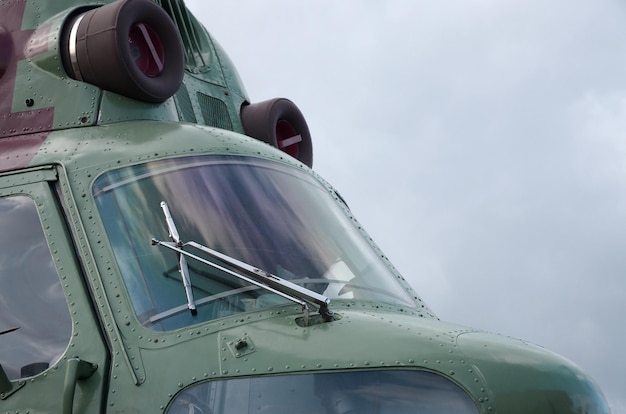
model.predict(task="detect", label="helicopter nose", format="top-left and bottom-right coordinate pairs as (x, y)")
top-left (456, 332), bottom-right (610, 413)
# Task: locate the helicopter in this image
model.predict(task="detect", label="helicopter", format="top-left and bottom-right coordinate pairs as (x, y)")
top-left (0, 0), bottom-right (611, 412)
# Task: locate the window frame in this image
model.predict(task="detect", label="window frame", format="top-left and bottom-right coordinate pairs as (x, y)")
top-left (0, 166), bottom-right (108, 413)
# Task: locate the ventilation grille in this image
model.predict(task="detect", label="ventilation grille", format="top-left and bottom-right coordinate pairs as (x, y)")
top-left (174, 83), bottom-right (197, 123)
top-left (197, 93), bottom-right (232, 130)
top-left (156, 0), bottom-right (209, 71)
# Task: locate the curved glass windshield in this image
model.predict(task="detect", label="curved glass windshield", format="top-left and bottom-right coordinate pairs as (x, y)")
top-left (167, 370), bottom-right (477, 413)
top-left (93, 156), bottom-right (416, 330)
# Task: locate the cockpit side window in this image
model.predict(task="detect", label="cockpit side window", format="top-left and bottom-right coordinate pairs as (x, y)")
top-left (0, 196), bottom-right (72, 380)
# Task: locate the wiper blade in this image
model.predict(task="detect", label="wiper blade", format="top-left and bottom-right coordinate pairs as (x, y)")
top-left (187, 241), bottom-right (332, 317)
top-left (160, 201), bottom-right (197, 315)
top-left (152, 202), bottom-right (332, 322)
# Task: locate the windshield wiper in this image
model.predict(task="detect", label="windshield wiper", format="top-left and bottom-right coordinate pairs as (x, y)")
top-left (159, 201), bottom-right (197, 315)
top-left (152, 201), bottom-right (333, 322)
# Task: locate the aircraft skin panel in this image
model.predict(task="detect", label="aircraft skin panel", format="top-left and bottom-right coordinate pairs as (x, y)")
top-left (30, 121), bottom-right (292, 171)
top-left (0, 0), bottom-right (54, 138)
top-left (107, 309), bottom-right (490, 412)
top-left (1, 0), bottom-right (248, 143)
top-left (0, 1), bottom-right (100, 139)
top-left (0, 132), bottom-right (49, 172)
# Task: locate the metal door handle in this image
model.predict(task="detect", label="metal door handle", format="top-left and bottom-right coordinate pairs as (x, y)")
top-left (63, 358), bottom-right (98, 414)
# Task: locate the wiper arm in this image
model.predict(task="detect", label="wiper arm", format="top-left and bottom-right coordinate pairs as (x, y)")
top-left (185, 241), bottom-right (332, 319)
top-left (160, 201), bottom-right (197, 315)
top-left (152, 202), bottom-right (333, 322)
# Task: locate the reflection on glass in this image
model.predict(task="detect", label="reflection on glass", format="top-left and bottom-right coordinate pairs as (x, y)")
top-left (93, 156), bottom-right (416, 330)
top-left (167, 370), bottom-right (477, 414)
top-left (0, 196), bottom-right (72, 380)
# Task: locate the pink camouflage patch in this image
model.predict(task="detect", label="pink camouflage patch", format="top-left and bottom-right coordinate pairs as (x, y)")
top-left (0, 0), bottom-right (54, 171)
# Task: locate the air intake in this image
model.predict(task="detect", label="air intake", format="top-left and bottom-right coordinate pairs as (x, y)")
top-left (157, 0), bottom-right (210, 72)
top-left (197, 93), bottom-right (232, 130)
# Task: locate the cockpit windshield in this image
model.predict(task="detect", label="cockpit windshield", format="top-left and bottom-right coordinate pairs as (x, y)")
top-left (93, 156), bottom-right (416, 330)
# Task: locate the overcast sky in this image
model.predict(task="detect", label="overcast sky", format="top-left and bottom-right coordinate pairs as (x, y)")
top-left (186, 1), bottom-right (626, 411)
